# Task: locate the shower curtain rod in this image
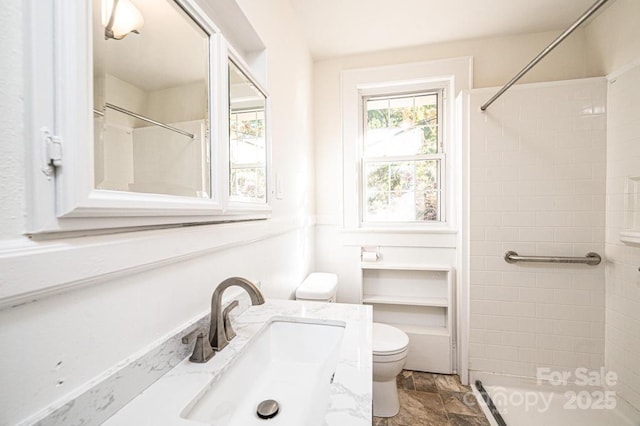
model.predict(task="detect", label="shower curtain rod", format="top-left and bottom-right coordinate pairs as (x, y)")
top-left (480, 0), bottom-right (611, 112)
top-left (93, 103), bottom-right (195, 139)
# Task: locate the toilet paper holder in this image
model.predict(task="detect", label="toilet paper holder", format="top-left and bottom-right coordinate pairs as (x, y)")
top-left (361, 246), bottom-right (380, 262)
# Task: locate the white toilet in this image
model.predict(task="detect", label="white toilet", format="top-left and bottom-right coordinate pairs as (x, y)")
top-left (371, 322), bottom-right (409, 416)
top-left (296, 273), bottom-right (410, 418)
top-left (295, 272), bottom-right (338, 302)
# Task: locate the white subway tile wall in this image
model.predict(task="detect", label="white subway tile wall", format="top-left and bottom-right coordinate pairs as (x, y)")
top-left (469, 79), bottom-right (607, 378)
top-left (605, 64), bottom-right (640, 410)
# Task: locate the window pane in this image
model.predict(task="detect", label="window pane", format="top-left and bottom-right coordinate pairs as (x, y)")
top-left (229, 60), bottom-right (267, 203)
top-left (415, 190), bottom-right (440, 221)
top-left (415, 159), bottom-right (438, 190)
top-left (230, 109), bottom-right (265, 165)
top-left (230, 167), bottom-right (266, 201)
top-left (365, 92), bottom-right (439, 157)
top-left (364, 159), bottom-right (440, 222)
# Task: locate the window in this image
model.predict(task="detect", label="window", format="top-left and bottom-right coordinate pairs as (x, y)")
top-left (362, 90), bottom-right (444, 224)
top-left (341, 57), bottom-right (471, 231)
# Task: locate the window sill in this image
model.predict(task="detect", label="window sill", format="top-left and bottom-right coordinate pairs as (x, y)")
top-left (341, 227), bottom-right (458, 235)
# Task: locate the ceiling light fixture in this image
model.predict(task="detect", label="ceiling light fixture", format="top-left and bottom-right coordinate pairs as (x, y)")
top-left (102, 0), bottom-right (144, 40)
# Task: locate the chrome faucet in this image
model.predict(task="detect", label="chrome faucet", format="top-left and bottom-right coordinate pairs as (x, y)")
top-left (209, 277), bottom-right (265, 352)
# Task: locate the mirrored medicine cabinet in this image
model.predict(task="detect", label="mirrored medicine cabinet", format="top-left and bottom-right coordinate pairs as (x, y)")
top-left (93, 0), bottom-right (211, 199)
top-left (26, 0), bottom-right (269, 234)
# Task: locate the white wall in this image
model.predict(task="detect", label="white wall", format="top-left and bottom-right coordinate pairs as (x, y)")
top-left (0, 0), bottom-right (25, 240)
top-left (585, 0), bottom-right (640, 76)
top-left (603, 63), bottom-right (640, 411)
top-left (131, 119), bottom-right (207, 196)
top-left (585, 0), bottom-right (640, 411)
top-left (145, 81), bottom-right (207, 124)
top-left (0, 0), bottom-right (314, 424)
top-left (236, 0), bottom-right (316, 220)
top-left (468, 79), bottom-right (607, 378)
top-left (95, 74), bottom-right (145, 191)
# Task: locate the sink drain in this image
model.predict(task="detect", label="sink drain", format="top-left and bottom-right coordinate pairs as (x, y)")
top-left (257, 399), bottom-right (279, 419)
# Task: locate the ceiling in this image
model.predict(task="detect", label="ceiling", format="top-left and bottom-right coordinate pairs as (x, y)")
top-left (94, 0), bottom-right (208, 92)
top-left (289, 0), bottom-right (601, 59)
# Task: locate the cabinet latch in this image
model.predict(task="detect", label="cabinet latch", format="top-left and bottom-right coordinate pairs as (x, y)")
top-left (42, 128), bottom-right (62, 176)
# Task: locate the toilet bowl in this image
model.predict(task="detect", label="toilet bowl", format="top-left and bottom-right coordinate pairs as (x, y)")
top-left (296, 273), bottom-right (410, 418)
top-left (372, 322), bottom-right (409, 417)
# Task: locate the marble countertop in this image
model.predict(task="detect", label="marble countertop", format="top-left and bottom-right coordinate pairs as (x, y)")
top-left (102, 300), bottom-right (372, 426)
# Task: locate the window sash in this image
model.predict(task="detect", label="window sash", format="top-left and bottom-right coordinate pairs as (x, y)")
top-left (363, 89), bottom-right (443, 159)
top-left (363, 153), bottom-right (445, 163)
top-left (360, 90), bottom-right (445, 225)
top-left (361, 157), bottom-right (444, 224)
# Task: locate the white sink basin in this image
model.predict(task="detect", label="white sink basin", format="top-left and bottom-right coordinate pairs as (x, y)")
top-left (181, 319), bottom-right (346, 426)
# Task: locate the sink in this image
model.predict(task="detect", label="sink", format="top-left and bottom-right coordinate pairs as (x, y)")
top-left (181, 319), bottom-right (346, 426)
top-left (99, 300), bottom-right (372, 426)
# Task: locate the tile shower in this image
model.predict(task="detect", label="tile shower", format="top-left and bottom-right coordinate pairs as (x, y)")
top-left (469, 78), bottom-right (607, 379)
top-left (467, 66), bottom-right (640, 424)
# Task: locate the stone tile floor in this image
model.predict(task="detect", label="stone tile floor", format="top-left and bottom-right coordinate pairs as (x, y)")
top-left (373, 370), bottom-right (491, 426)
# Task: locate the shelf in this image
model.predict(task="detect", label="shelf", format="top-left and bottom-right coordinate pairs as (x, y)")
top-left (360, 263), bottom-right (451, 272)
top-left (363, 295), bottom-right (448, 307)
top-left (361, 262), bottom-right (454, 373)
top-left (620, 231), bottom-right (640, 245)
top-left (387, 323), bottom-right (450, 336)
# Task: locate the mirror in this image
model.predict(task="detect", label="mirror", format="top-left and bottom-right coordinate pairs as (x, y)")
top-left (228, 60), bottom-right (267, 203)
top-left (92, 0), bottom-right (211, 198)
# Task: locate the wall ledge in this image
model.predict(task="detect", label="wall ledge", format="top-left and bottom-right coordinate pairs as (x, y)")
top-left (620, 231), bottom-right (640, 246)
top-left (0, 215), bottom-right (312, 310)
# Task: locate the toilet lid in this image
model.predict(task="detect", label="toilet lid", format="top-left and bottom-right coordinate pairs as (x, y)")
top-left (296, 273), bottom-right (338, 300)
top-left (372, 322), bottom-right (409, 355)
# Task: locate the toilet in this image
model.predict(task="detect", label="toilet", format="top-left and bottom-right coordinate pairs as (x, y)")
top-left (296, 273), bottom-right (410, 418)
top-left (371, 322), bottom-right (410, 417)
top-left (295, 272), bottom-right (338, 302)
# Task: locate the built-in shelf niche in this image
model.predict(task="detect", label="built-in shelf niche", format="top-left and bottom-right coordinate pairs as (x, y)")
top-left (361, 263), bottom-right (454, 374)
top-left (621, 176), bottom-right (640, 245)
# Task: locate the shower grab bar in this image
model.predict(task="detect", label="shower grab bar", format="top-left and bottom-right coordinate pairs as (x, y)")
top-left (93, 103), bottom-right (195, 139)
top-left (480, 0), bottom-right (610, 112)
top-left (504, 251), bottom-right (601, 266)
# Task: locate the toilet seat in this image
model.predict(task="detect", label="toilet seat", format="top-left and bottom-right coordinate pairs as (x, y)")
top-left (373, 351), bottom-right (408, 363)
top-left (372, 322), bottom-right (409, 357)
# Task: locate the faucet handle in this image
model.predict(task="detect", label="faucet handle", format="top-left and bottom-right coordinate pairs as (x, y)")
top-left (222, 300), bottom-right (240, 341)
top-left (182, 327), bottom-right (215, 363)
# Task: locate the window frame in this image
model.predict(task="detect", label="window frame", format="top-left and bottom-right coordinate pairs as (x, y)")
top-left (25, 0), bottom-right (270, 234)
top-left (340, 58), bottom-right (472, 232)
top-left (360, 88), bottom-right (446, 226)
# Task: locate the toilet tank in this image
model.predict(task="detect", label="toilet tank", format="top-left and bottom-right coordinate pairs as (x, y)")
top-left (295, 273), bottom-right (338, 302)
